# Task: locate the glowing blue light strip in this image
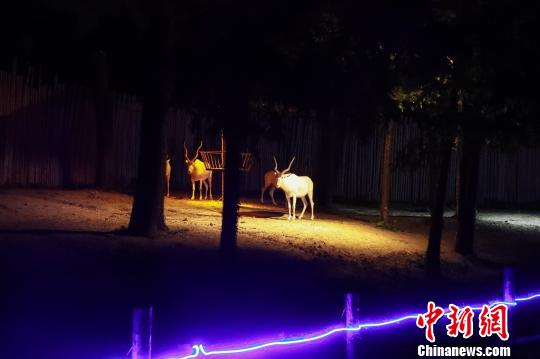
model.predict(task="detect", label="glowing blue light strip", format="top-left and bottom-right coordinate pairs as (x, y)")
top-left (164, 291), bottom-right (540, 359)
top-left (515, 293), bottom-right (540, 302)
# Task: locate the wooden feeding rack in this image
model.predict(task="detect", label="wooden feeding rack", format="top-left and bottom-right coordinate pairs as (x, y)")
top-left (199, 151), bottom-right (253, 172)
top-left (199, 132), bottom-right (253, 199)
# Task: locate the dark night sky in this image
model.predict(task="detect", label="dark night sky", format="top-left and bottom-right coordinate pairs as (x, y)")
top-left (0, 0), bottom-right (431, 91)
top-left (1, 0), bottom-right (539, 117)
top-left (0, 0), bottom-right (145, 90)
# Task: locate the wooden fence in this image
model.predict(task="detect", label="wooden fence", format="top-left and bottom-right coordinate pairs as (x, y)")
top-left (1, 69), bottom-right (539, 206)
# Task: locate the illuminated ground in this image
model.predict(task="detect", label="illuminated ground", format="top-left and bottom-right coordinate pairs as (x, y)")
top-left (1, 189), bottom-right (540, 358)
top-left (1, 188), bottom-right (539, 284)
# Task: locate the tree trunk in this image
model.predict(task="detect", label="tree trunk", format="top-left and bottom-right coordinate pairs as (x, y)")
top-left (454, 129), bottom-right (463, 217)
top-left (128, 16), bottom-right (173, 237)
top-left (425, 135), bottom-right (453, 278)
top-left (455, 128), bottom-right (482, 255)
top-left (92, 51), bottom-right (112, 188)
top-left (380, 120), bottom-right (395, 223)
top-left (220, 101), bottom-right (249, 261)
top-left (220, 129), bottom-right (241, 260)
top-left (316, 112), bottom-right (337, 208)
top-left (128, 88), bottom-right (170, 236)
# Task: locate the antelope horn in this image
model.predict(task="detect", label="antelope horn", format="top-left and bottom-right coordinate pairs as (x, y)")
top-left (282, 156), bottom-right (295, 174)
top-left (183, 142), bottom-right (189, 161)
top-left (193, 141), bottom-right (203, 161)
top-left (273, 156), bottom-right (279, 173)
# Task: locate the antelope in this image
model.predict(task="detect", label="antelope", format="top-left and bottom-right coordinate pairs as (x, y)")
top-left (260, 169), bottom-right (279, 205)
top-left (184, 141), bottom-right (213, 200)
top-left (274, 156), bottom-right (315, 220)
top-left (165, 156), bottom-right (171, 197)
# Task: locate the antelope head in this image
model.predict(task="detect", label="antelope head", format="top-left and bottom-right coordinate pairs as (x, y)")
top-left (184, 141), bottom-right (203, 175)
top-left (274, 156), bottom-right (295, 189)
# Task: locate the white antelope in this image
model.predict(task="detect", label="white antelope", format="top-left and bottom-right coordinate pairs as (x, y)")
top-left (260, 169), bottom-right (279, 205)
top-left (184, 142), bottom-right (213, 200)
top-left (274, 156), bottom-right (315, 220)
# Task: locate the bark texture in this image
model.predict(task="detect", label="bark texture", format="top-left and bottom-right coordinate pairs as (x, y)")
top-left (220, 100), bottom-right (249, 261)
top-left (455, 127), bottom-right (482, 255)
top-left (380, 120), bottom-right (395, 222)
top-left (426, 135), bottom-right (454, 278)
top-left (128, 16), bottom-right (173, 237)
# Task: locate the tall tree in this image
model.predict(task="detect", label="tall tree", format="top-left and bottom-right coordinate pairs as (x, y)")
top-left (128, 7), bottom-right (174, 236)
top-left (380, 120), bottom-right (394, 223)
top-left (390, 46), bottom-right (458, 277)
top-left (179, 0), bottom-right (318, 259)
top-left (435, 0), bottom-right (540, 255)
top-left (425, 134), bottom-right (453, 277)
top-left (219, 92), bottom-right (250, 261)
top-left (396, 0), bottom-right (540, 271)
top-left (454, 125), bottom-right (482, 253)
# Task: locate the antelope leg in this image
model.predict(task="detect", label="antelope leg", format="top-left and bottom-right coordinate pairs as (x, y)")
top-left (292, 196), bottom-right (297, 220)
top-left (299, 197), bottom-right (308, 219)
top-left (199, 180), bottom-right (203, 200)
top-left (287, 196), bottom-right (292, 220)
top-left (191, 180), bottom-right (195, 200)
top-left (209, 173), bottom-right (213, 200)
top-left (269, 186), bottom-right (276, 205)
top-left (203, 180), bottom-right (208, 199)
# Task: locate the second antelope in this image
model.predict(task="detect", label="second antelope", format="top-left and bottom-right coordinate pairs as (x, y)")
top-left (260, 169), bottom-right (279, 205)
top-left (184, 142), bottom-right (213, 200)
top-left (274, 156), bottom-right (315, 220)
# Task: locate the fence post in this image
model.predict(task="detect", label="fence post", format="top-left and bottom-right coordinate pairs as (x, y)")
top-left (503, 266), bottom-right (514, 302)
top-left (503, 266), bottom-right (515, 345)
top-left (132, 307), bottom-right (153, 359)
top-left (345, 293), bottom-right (360, 359)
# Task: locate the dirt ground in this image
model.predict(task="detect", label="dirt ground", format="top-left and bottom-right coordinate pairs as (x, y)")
top-left (2, 188), bottom-right (538, 287)
top-left (2, 189), bottom-right (540, 358)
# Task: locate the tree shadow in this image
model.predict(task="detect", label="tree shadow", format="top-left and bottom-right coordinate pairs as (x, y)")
top-left (0, 228), bottom-right (116, 236)
top-left (238, 208), bottom-right (284, 218)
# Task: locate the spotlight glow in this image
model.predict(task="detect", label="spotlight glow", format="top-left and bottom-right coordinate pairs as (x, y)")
top-left (164, 291), bottom-right (540, 359)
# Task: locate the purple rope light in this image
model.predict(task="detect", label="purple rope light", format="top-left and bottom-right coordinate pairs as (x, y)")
top-left (163, 291), bottom-right (540, 359)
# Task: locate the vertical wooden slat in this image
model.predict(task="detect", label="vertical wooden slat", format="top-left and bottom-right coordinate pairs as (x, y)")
top-left (1, 68), bottom-right (539, 204)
